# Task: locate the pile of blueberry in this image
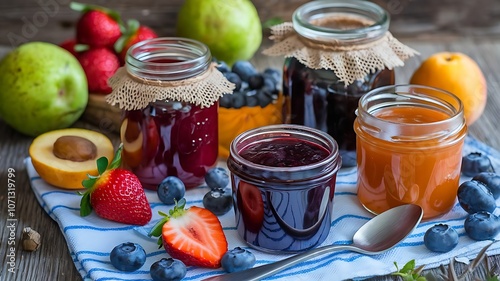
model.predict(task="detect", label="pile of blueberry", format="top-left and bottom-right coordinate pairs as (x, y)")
top-left (424, 152), bottom-right (499, 253)
top-left (216, 60), bottom-right (281, 109)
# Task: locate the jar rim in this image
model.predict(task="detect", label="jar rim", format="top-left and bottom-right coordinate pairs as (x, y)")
top-left (229, 124), bottom-right (342, 173)
top-left (292, 0), bottom-right (389, 42)
top-left (126, 37), bottom-right (212, 81)
top-left (356, 84), bottom-right (467, 142)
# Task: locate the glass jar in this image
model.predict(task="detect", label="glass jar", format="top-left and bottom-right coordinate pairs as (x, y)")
top-left (120, 38), bottom-right (218, 190)
top-left (227, 124), bottom-right (342, 252)
top-left (354, 85), bottom-right (467, 219)
top-left (282, 0), bottom-right (396, 167)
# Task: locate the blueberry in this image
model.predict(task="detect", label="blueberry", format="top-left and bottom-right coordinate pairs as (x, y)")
top-left (219, 93), bottom-right (233, 108)
top-left (255, 89), bottom-right (274, 107)
top-left (461, 152), bottom-right (495, 177)
top-left (232, 92), bottom-right (246, 109)
top-left (457, 180), bottom-right (496, 214)
top-left (248, 74), bottom-right (265, 89)
top-left (110, 242), bottom-right (146, 272)
top-left (472, 172), bottom-right (500, 199)
top-left (205, 167), bottom-right (230, 189)
top-left (263, 76), bottom-right (278, 91)
top-left (423, 224), bottom-right (459, 253)
top-left (263, 68), bottom-right (281, 80)
top-left (232, 61), bottom-right (258, 82)
top-left (216, 61), bottom-right (231, 73)
top-left (157, 176), bottom-right (186, 205)
top-left (203, 188), bottom-right (233, 216)
top-left (244, 90), bottom-right (259, 107)
top-left (464, 211), bottom-right (500, 241)
top-left (221, 247), bottom-right (256, 273)
top-left (223, 72), bottom-right (242, 91)
top-left (150, 258), bottom-right (187, 281)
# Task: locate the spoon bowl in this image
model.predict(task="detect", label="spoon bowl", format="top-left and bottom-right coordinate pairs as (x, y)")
top-left (202, 204), bottom-right (423, 281)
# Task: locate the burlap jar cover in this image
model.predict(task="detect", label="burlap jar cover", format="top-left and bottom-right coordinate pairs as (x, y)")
top-left (263, 17), bottom-right (419, 85)
top-left (106, 63), bottom-right (235, 111)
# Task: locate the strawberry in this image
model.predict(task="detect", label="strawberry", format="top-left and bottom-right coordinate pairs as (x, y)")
top-left (59, 39), bottom-right (78, 57)
top-left (77, 47), bottom-right (120, 94)
top-left (115, 19), bottom-right (158, 64)
top-left (237, 181), bottom-right (264, 233)
top-left (149, 199), bottom-right (228, 268)
top-left (80, 144), bottom-right (152, 226)
top-left (71, 2), bottom-right (123, 48)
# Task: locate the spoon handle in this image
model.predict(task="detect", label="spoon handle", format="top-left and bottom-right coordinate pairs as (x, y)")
top-left (202, 244), bottom-right (356, 281)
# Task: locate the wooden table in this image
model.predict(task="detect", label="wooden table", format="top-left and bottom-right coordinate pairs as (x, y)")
top-left (2, 36), bottom-right (500, 281)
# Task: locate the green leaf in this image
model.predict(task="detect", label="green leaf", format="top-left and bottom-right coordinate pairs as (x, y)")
top-left (148, 216), bottom-right (170, 237)
top-left (96, 157), bottom-right (109, 175)
top-left (69, 2), bottom-right (87, 12)
top-left (79, 192), bottom-right (92, 217)
top-left (393, 260), bottom-right (427, 281)
top-left (262, 17), bottom-right (284, 30)
top-left (108, 144), bottom-right (123, 170)
top-left (82, 177), bottom-right (97, 189)
top-left (74, 44), bottom-right (89, 52)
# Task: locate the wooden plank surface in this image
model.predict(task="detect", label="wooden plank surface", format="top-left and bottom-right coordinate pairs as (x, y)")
top-left (2, 36), bottom-right (500, 280)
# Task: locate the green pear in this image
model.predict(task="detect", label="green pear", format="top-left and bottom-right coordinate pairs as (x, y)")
top-left (176, 0), bottom-right (262, 66)
top-left (0, 42), bottom-right (88, 137)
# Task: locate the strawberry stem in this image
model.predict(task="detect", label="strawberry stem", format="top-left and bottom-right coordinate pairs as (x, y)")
top-left (148, 198), bottom-right (188, 238)
top-left (114, 19), bottom-right (141, 53)
top-left (70, 2), bottom-right (124, 28)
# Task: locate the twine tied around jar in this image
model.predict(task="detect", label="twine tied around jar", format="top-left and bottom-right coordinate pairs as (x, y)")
top-left (263, 20), bottom-right (419, 85)
top-left (106, 62), bottom-right (235, 111)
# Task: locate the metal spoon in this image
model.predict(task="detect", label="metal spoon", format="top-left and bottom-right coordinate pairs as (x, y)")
top-left (203, 204), bottom-right (423, 281)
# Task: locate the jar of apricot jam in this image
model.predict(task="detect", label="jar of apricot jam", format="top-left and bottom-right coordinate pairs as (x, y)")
top-left (227, 124), bottom-right (342, 252)
top-left (282, 0), bottom-right (396, 167)
top-left (120, 38), bottom-right (218, 190)
top-left (354, 85), bottom-right (467, 219)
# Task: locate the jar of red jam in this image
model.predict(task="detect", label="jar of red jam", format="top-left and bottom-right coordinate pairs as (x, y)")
top-left (264, 0), bottom-right (417, 167)
top-left (227, 124), bottom-right (342, 252)
top-left (109, 38), bottom-right (232, 190)
top-left (354, 85), bottom-right (467, 219)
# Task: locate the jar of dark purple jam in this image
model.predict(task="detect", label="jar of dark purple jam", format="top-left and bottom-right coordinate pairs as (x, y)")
top-left (282, 0), bottom-right (395, 167)
top-left (227, 124), bottom-right (341, 252)
top-left (120, 38), bottom-right (218, 190)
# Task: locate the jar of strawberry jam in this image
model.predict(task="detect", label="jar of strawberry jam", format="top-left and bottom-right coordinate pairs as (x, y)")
top-left (354, 85), bottom-right (467, 219)
top-left (264, 0), bottom-right (417, 167)
top-left (227, 124), bottom-right (342, 252)
top-left (107, 38), bottom-right (234, 190)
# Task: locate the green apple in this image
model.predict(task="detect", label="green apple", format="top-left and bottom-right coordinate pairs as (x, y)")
top-left (176, 0), bottom-right (262, 65)
top-left (0, 42), bottom-right (88, 137)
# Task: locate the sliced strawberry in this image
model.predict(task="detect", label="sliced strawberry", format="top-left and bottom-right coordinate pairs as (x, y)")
top-left (237, 181), bottom-right (264, 233)
top-left (80, 144), bottom-right (152, 225)
top-left (149, 199), bottom-right (228, 268)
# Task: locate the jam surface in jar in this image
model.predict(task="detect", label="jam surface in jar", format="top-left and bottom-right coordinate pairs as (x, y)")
top-left (239, 138), bottom-right (330, 167)
top-left (121, 101), bottom-right (218, 190)
top-left (228, 125), bottom-right (341, 253)
top-left (283, 57), bottom-right (395, 166)
top-left (355, 106), bottom-right (465, 219)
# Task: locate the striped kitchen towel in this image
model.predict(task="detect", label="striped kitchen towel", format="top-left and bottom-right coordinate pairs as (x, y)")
top-left (25, 135), bottom-right (500, 281)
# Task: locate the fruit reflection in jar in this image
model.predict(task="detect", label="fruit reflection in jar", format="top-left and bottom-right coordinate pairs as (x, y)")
top-left (121, 101), bottom-right (218, 190)
top-left (354, 85), bottom-right (467, 219)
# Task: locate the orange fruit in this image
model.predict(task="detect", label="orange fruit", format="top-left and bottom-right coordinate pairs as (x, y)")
top-left (410, 52), bottom-right (487, 125)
